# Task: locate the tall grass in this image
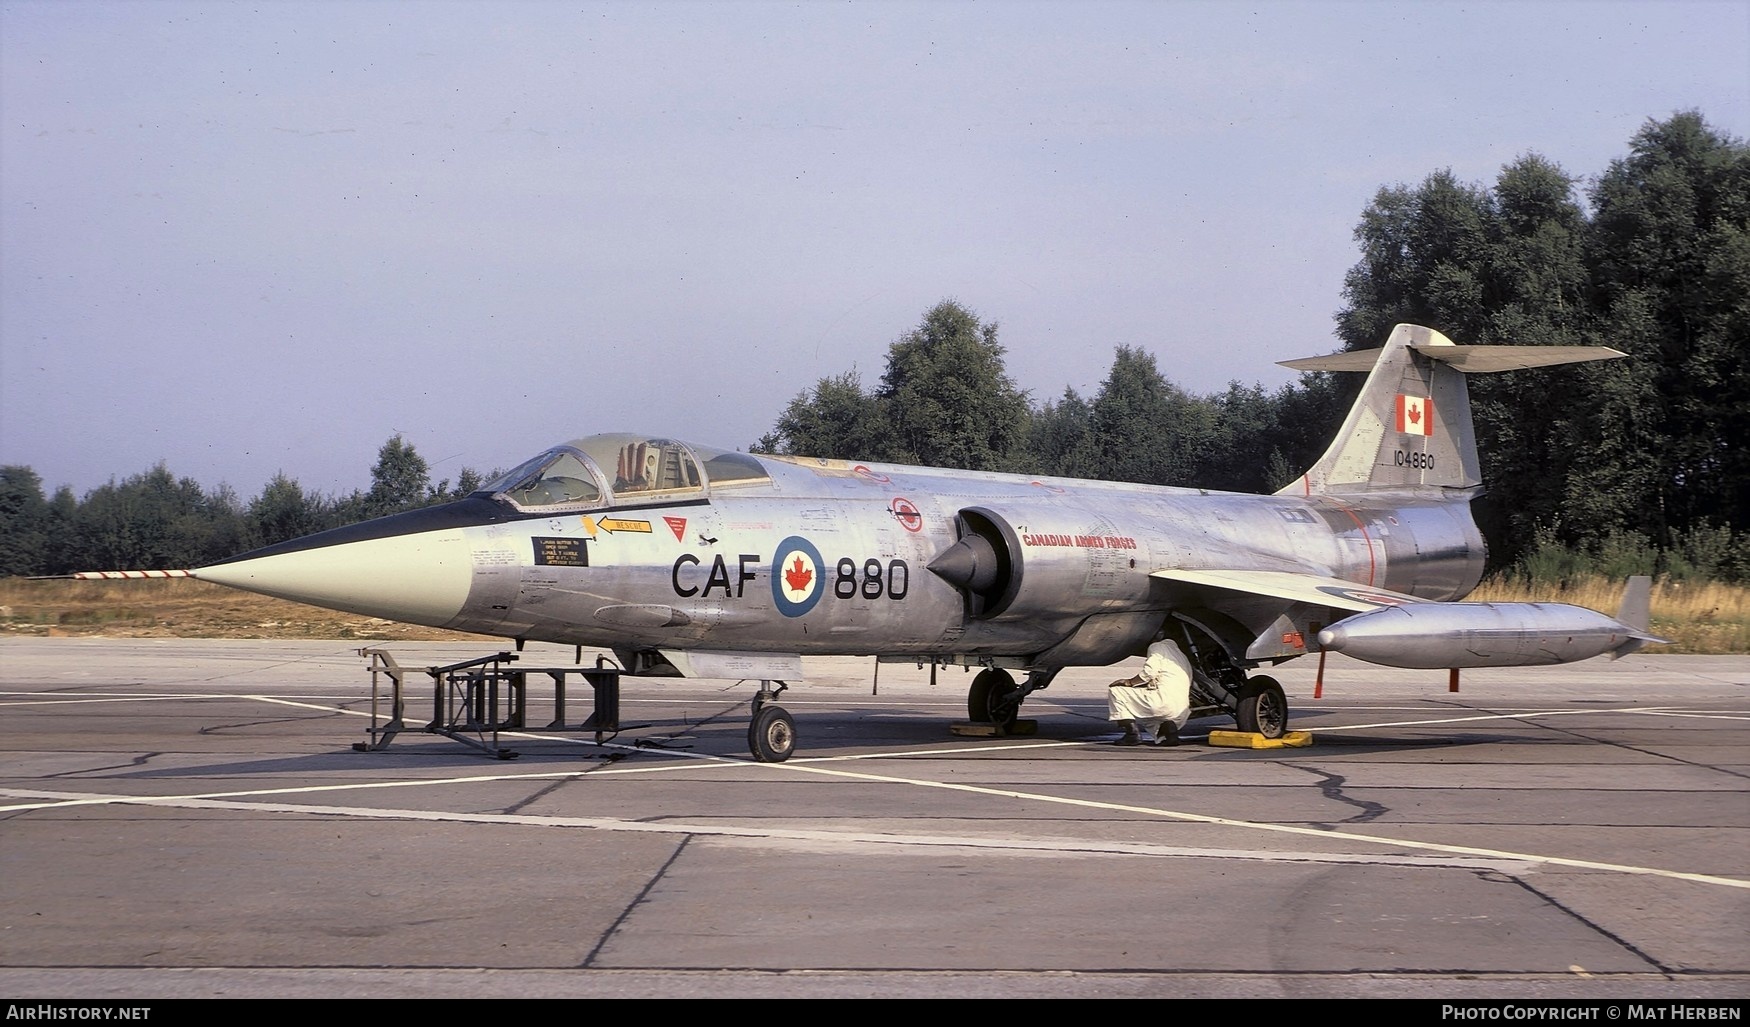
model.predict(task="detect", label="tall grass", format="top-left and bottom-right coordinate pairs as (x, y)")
top-left (1470, 573), bottom-right (1749, 654)
top-left (0, 577), bottom-right (484, 640)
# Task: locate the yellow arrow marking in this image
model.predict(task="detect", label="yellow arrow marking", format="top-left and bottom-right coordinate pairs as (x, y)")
top-left (598, 518), bottom-right (652, 534)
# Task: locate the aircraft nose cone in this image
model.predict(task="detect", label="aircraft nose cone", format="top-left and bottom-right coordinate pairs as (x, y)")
top-left (194, 528), bottom-right (473, 629)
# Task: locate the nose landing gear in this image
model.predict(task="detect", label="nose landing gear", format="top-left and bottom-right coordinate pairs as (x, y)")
top-left (748, 681), bottom-right (796, 762)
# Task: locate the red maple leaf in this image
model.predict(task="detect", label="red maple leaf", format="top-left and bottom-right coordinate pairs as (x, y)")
top-left (1408, 403), bottom-right (1422, 425)
top-left (784, 556), bottom-right (814, 594)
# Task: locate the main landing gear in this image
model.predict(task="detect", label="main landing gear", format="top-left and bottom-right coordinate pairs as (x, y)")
top-left (966, 667), bottom-right (1057, 730)
top-left (748, 681), bottom-right (796, 763)
top-left (1233, 675), bottom-right (1289, 737)
top-left (966, 658), bottom-right (1289, 741)
top-left (1178, 625), bottom-right (1291, 740)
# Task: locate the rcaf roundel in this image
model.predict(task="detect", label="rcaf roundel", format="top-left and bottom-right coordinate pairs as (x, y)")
top-left (1396, 394), bottom-right (1434, 436)
top-left (770, 536), bottom-right (824, 617)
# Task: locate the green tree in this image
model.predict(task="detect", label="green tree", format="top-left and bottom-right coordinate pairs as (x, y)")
top-left (755, 370), bottom-right (890, 460)
top-left (1014, 387), bottom-right (1098, 478)
top-left (1265, 372), bottom-right (1354, 494)
top-left (1586, 111), bottom-right (1750, 543)
top-left (1338, 169), bottom-right (1496, 347)
top-left (43, 486), bottom-right (76, 575)
top-left (429, 466), bottom-right (487, 504)
top-left (876, 301), bottom-right (1030, 470)
top-left (71, 465), bottom-right (236, 570)
top-left (1190, 382), bottom-right (1293, 494)
top-left (1335, 113), bottom-right (1748, 571)
top-left (1088, 346), bottom-right (1207, 486)
top-left (0, 466), bottom-right (50, 576)
top-left (362, 435), bottom-right (432, 518)
top-left (1339, 156), bottom-right (1615, 567)
top-left (250, 473), bottom-right (330, 548)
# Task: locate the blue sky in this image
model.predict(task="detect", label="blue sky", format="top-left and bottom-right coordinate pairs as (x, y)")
top-left (3, 0), bottom-right (1745, 501)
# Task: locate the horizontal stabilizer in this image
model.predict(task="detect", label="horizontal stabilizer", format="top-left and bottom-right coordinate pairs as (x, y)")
top-left (1150, 568), bottom-right (1425, 612)
top-left (1280, 344), bottom-right (1626, 374)
top-left (1277, 325), bottom-right (1630, 499)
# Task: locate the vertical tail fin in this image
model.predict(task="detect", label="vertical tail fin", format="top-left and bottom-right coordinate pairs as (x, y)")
top-left (1616, 574), bottom-right (1654, 633)
top-left (1276, 325), bottom-right (1479, 497)
top-left (1611, 574), bottom-right (1672, 658)
top-left (1276, 324), bottom-right (1627, 499)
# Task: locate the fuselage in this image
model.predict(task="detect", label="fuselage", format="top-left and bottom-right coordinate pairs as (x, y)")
top-left (195, 434), bottom-right (1487, 669)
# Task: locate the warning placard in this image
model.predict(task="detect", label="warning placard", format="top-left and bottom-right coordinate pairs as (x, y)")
top-left (533, 537), bottom-right (589, 567)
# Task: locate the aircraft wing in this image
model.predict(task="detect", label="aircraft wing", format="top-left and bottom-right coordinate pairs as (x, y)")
top-left (1149, 568), bottom-right (1427, 612)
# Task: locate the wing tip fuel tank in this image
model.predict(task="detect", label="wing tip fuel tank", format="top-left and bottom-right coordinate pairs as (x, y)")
top-left (1318, 601), bottom-right (1667, 669)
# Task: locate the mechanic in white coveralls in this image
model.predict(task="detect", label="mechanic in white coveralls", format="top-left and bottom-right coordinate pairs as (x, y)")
top-left (1108, 634), bottom-right (1193, 747)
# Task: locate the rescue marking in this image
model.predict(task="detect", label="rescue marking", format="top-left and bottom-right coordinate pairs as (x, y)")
top-left (597, 518), bottom-right (652, 535)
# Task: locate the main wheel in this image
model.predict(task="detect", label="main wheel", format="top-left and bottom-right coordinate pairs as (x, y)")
top-left (748, 704), bottom-right (796, 763)
top-left (1235, 675), bottom-right (1288, 738)
top-left (967, 668), bottom-right (1020, 728)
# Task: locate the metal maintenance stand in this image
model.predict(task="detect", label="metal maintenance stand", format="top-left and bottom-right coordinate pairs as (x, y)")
top-left (355, 648), bottom-right (623, 759)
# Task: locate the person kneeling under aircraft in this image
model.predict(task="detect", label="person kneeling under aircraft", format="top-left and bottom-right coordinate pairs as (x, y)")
top-left (1108, 634), bottom-right (1193, 747)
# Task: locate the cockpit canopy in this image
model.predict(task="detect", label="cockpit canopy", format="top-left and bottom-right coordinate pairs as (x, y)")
top-left (476, 434), bottom-right (770, 512)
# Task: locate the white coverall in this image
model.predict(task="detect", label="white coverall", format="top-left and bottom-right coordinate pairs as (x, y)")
top-left (1107, 639), bottom-right (1194, 736)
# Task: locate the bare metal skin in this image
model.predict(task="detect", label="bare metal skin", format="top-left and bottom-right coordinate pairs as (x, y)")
top-left (177, 325), bottom-right (1660, 760)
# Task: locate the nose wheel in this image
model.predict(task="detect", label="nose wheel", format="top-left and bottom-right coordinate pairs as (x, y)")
top-left (748, 681), bottom-right (795, 762)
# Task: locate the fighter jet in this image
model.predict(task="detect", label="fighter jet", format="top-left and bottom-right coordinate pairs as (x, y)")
top-left (162, 324), bottom-right (1667, 761)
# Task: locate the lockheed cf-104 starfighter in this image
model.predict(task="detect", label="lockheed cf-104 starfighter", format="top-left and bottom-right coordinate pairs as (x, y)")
top-left (157, 324), bottom-right (1665, 760)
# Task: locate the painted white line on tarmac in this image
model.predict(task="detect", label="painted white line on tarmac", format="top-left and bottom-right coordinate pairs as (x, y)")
top-left (0, 783), bottom-right (1539, 875)
top-left (3, 730), bottom-right (1746, 893)
top-left (5, 689), bottom-right (1745, 891)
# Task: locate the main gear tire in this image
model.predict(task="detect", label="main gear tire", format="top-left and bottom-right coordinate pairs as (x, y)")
top-left (967, 668), bottom-right (1020, 729)
top-left (1235, 676), bottom-right (1288, 738)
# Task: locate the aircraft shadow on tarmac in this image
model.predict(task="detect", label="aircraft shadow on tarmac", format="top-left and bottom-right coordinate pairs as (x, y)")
top-left (114, 701), bottom-right (1500, 779)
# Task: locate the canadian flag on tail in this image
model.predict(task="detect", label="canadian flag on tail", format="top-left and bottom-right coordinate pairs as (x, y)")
top-left (1396, 394), bottom-right (1434, 436)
